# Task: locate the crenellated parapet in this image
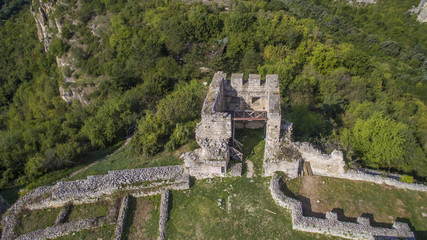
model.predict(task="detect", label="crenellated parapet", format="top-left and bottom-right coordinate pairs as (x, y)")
top-left (183, 71), bottom-right (282, 179)
top-left (270, 174), bottom-right (415, 240)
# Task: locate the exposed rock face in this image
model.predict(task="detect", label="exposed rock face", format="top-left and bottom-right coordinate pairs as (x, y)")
top-left (30, 1), bottom-right (56, 52)
top-left (410, 0), bottom-right (427, 23)
top-left (31, 0), bottom-right (103, 105)
top-left (59, 85), bottom-right (92, 105)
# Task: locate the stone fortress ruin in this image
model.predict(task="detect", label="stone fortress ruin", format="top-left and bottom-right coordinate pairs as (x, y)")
top-left (183, 71), bottom-right (281, 178)
top-left (2, 72), bottom-right (426, 240)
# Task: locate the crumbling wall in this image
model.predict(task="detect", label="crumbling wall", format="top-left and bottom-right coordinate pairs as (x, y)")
top-left (158, 189), bottom-right (170, 240)
top-left (114, 195), bottom-right (129, 240)
top-left (269, 174), bottom-right (415, 240)
top-left (1, 166), bottom-right (190, 240)
top-left (15, 217), bottom-right (109, 240)
top-left (27, 165), bottom-right (188, 210)
top-left (184, 71), bottom-right (281, 179)
top-left (263, 121), bottom-right (427, 192)
top-left (293, 142), bottom-right (345, 176)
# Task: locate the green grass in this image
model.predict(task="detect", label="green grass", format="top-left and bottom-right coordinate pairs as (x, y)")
top-left (17, 207), bottom-right (61, 235)
top-left (123, 196), bottom-right (160, 240)
top-left (0, 141), bottom-right (126, 205)
top-left (235, 128), bottom-right (265, 176)
top-left (166, 176), bottom-right (340, 240)
top-left (287, 176), bottom-right (427, 240)
top-left (67, 200), bottom-right (110, 222)
top-left (25, 140), bottom-right (125, 190)
top-left (55, 223), bottom-right (115, 240)
top-left (69, 144), bottom-right (183, 181)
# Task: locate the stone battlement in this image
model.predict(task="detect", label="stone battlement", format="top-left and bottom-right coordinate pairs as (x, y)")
top-left (225, 73), bottom-right (279, 90)
top-left (183, 71), bottom-right (281, 178)
top-left (270, 174), bottom-right (415, 240)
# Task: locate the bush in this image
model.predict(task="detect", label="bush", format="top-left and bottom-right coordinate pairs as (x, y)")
top-left (400, 175), bottom-right (414, 184)
top-left (380, 40), bottom-right (401, 57)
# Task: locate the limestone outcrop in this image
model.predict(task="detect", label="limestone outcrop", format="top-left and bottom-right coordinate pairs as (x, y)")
top-left (410, 0), bottom-right (427, 23)
top-left (31, 0), bottom-right (101, 104)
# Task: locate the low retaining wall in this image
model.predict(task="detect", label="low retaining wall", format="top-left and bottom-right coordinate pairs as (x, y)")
top-left (269, 174), bottom-right (415, 240)
top-left (114, 195), bottom-right (129, 240)
top-left (158, 189), bottom-right (170, 240)
top-left (1, 165), bottom-right (190, 240)
top-left (27, 165), bottom-right (189, 210)
top-left (16, 217), bottom-right (109, 240)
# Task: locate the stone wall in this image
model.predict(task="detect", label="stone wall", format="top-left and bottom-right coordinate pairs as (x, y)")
top-left (1, 166), bottom-right (190, 240)
top-left (269, 174), bottom-right (415, 240)
top-left (293, 142), bottom-right (346, 176)
top-left (158, 189), bottom-right (170, 240)
top-left (263, 121), bottom-right (427, 192)
top-left (114, 195), bottom-right (129, 240)
top-left (27, 165), bottom-right (189, 210)
top-left (15, 217), bottom-right (110, 240)
top-left (183, 71), bottom-right (281, 179)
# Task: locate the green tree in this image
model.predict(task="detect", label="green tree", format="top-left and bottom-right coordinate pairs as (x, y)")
top-left (341, 112), bottom-right (416, 171)
top-left (310, 43), bottom-right (341, 75)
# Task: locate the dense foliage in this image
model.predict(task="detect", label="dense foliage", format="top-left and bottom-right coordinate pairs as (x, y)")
top-left (0, 0), bottom-right (426, 189)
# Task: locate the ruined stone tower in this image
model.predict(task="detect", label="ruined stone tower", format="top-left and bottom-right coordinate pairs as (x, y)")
top-left (182, 71), bottom-right (281, 178)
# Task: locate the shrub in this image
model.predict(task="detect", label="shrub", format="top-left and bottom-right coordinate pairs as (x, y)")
top-left (400, 175), bottom-right (414, 184)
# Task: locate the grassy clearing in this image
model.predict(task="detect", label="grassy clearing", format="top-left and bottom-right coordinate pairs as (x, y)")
top-left (67, 200), bottom-right (110, 222)
top-left (123, 196), bottom-right (160, 240)
top-left (17, 207), bottom-right (61, 235)
top-left (69, 144), bottom-right (183, 181)
top-left (0, 141), bottom-right (126, 205)
top-left (166, 176), bottom-right (340, 240)
top-left (287, 176), bottom-right (427, 239)
top-left (235, 128), bottom-right (265, 176)
top-left (55, 223), bottom-right (115, 240)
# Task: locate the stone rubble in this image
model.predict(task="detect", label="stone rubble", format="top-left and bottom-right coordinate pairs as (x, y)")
top-left (16, 217), bottom-right (109, 240)
top-left (114, 195), bottom-right (129, 240)
top-left (158, 189), bottom-right (170, 240)
top-left (1, 165), bottom-right (189, 240)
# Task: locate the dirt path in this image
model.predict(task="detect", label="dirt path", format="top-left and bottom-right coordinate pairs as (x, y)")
top-left (63, 136), bottom-right (133, 181)
top-left (246, 160), bottom-right (254, 178)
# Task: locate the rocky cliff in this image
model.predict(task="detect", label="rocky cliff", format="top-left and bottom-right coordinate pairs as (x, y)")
top-left (410, 0), bottom-right (427, 23)
top-left (31, 0), bottom-right (101, 105)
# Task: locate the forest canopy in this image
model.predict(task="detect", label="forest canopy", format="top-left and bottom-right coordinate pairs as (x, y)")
top-left (0, 0), bottom-right (426, 189)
